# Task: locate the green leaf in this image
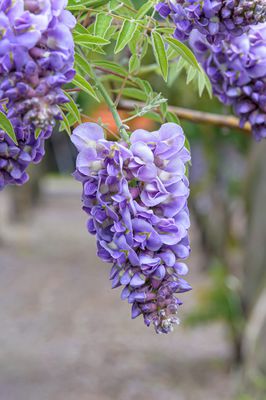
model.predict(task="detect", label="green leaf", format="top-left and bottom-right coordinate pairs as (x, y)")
top-left (35, 127), bottom-right (42, 139)
top-left (109, 0), bottom-right (135, 16)
top-left (136, 1), bottom-right (153, 19)
top-left (105, 25), bottom-right (117, 41)
top-left (74, 23), bottom-right (88, 34)
top-left (156, 27), bottom-right (175, 35)
top-left (0, 111), bottom-right (17, 145)
top-left (135, 78), bottom-right (153, 95)
top-left (67, 0), bottom-right (109, 10)
top-left (72, 73), bottom-right (99, 101)
top-left (75, 53), bottom-right (93, 78)
top-left (167, 59), bottom-right (185, 86)
top-left (185, 136), bottom-right (191, 155)
top-left (73, 33), bottom-right (110, 46)
top-left (114, 20), bottom-right (138, 54)
top-left (160, 102), bottom-right (167, 118)
top-left (128, 29), bottom-right (141, 55)
top-left (143, 37), bottom-right (149, 59)
top-left (94, 13), bottom-right (112, 38)
top-left (60, 111), bottom-right (71, 136)
top-left (100, 74), bottom-right (125, 84)
top-left (197, 72), bottom-right (205, 97)
top-left (59, 112), bottom-right (76, 133)
top-left (186, 65), bottom-right (197, 84)
top-left (151, 31), bottom-right (168, 82)
top-left (93, 60), bottom-right (128, 77)
top-left (166, 111), bottom-right (180, 125)
top-left (119, 88), bottom-right (147, 101)
top-left (64, 92), bottom-right (81, 123)
top-left (200, 66), bottom-right (213, 97)
top-left (144, 111), bottom-right (162, 123)
top-left (165, 37), bottom-right (200, 70)
top-left (129, 54), bottom-right (140, 73)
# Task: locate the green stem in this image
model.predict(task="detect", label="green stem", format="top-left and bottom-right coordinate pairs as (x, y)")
top-left (93, 70), bottom-right (129, 142)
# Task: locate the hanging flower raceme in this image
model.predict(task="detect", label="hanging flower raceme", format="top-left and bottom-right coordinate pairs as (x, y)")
top-left (0, 0), bottom-right (76, 189)
top-left (190, 24), bottom-right (266, 140)
top-left (71, 122), bottom-right (191, 334)
top-left (156, 0), bottom-right (266, 44)
top-left (0, 111), bottom-right (51, 189)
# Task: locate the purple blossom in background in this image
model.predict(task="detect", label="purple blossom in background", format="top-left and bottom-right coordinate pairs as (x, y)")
top-left (190, 24), bottom-right (266, 140)
top-left (0, 112), bottom-right (51, 189)
top-left (0, 0), bottom-right (75, 189)
top-left (156, 0), bottom-right (266, 44)
top-left (71, 122), bottom-right (191, 334)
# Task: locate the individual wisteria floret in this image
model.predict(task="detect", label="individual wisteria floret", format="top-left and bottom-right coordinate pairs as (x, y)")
top-left (71, 122), bottom-right (191, 334)
top-left (156, 0), bottom-right (266, 44)
top-left (0, 0), bottom-right (75, 189)
top-left (190, 24), bottom-right (266, 140)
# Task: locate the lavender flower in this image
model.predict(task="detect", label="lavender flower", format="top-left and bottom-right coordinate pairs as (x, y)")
top-left (71, 122), bottom-right (191, 334)
top-left (156, 0), bottom-right (266, 44)
top-left (0, 0), bottom-right (75, 189)
top-left (190, 24), bottom-right (266, 140)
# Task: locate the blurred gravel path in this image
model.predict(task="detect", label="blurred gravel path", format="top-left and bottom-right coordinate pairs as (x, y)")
top-left (0, 179), bottom-right (234, 400)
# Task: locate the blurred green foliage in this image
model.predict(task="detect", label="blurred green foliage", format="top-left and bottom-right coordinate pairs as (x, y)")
top-left (185, 261), bottom-right (244, 327)
top-left (185, 261), bottom-right (245, 362)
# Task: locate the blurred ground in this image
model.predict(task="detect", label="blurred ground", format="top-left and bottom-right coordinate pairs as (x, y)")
top-left (0, 178), bottom-right (235, 400)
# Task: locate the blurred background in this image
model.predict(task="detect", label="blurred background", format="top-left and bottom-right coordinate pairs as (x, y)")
top-left (1, 36), bottom-right (266, 400)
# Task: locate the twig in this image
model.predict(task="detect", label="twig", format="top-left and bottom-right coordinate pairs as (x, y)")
top-left (94, 65), bottom-right (134, 83)
top-left (115, 75), bottom-right (129, 107)
top-left (119, 99), bottom-right (251, 134)
top-left (65, 88), bottom-right (81, 93)
top-left (66, 66), bottom-right (136, 86)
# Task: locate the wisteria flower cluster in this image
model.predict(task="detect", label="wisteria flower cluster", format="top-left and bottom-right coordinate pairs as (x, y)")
top-left (0, 0), bottom-right (75, 189)
top-left (0, 105), bottom-right (51, 189)
top-left (71, 122), bottom-right (191, 334)
top-left (156, 0), bottom-right (266, 44)
top-left (190, 24), bottom-right (266, 140)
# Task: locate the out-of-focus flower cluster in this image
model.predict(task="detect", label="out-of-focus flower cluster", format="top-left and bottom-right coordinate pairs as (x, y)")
top-left (190, 24), bottom-right (266, 140)
top-left (0, 0), bottom-right (75, 189)
top-left (71, 122), bottom-right (191, 334)
top-left (156, 0), bottom-right (266, 44)
top-left (0, 110), bottom-right (51, 189)
top-left (156, 1), bottom-right (266, 140)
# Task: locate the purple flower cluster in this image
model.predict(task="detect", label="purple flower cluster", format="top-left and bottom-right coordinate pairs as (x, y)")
top-left (71, 122), bottom-right (191, 334)
top-left (0, 113), bottom-right (51, 189)
top-left (156, 0), bottom-right (266, 44)
top-left (0, 0), bottom-right (75, 189)
top-left (190, 24), bottom-right (266, 140)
